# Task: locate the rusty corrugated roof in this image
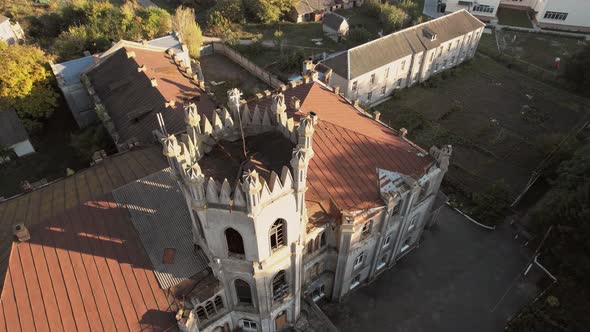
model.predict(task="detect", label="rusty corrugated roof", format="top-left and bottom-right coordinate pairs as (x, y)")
top-left (250, 83), bottom-right (434, 211)
top-left (0, 147), bottom-right (175, 331)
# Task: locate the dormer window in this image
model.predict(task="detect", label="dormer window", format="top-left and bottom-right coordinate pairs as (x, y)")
top-left (423, 27), bottom-right (437, 41)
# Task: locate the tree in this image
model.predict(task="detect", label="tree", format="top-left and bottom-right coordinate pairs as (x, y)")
top-left (471, 181), bottom-right (511, 226)
top-left (244, 0), bottom-right (294, 23)
top-left (562, 45), bottom-right (590, 94)
top-left (138, 7), bottom-right (172, 39)
top-left (348, 27), bottom-right (371, 46)
top-left (172, 6), bottom-right (203, 58)
top-left (379, 3), bottom-right (407, 32)
top-left (0, 42), bottom-right (58, 128)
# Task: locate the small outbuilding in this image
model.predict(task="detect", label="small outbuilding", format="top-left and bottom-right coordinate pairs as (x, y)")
top-left (0, 15), bottom-right (24, 45)
top-left (322, 12), bottom-right (349, 42)
top-left (0, 109), bottom-right (35, 159)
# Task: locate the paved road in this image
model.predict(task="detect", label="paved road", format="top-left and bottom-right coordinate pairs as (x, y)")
top-left (320, 206), bottom-right (541, 332)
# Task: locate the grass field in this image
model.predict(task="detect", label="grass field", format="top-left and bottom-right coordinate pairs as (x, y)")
top-left (496, 29), bottom-right (587, 70)
top-left (372, 55), bottom-right (590, 198)
top-left (497, 7), bottom-right (533, 28)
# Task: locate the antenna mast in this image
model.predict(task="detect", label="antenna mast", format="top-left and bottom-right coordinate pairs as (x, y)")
top-left (232, 89), bottom-right (247, 158)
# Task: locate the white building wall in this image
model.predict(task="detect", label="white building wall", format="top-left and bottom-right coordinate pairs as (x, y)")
top-left (444, 0), bottom-right (501, 18)
top-left (500, 0), bottom-right (538, 7)
top-left (534, 0), bottom-right (590, 29)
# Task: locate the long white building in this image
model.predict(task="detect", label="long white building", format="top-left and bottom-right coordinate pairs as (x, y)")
top-left (319, 10), bottom-right (485, 105)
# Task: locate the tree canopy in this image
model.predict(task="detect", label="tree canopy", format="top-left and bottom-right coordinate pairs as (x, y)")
top-left (507, 141), bottom-right (590, 331)
top-left (563, 45), bottom-right (590, 94)
top-left (172, 6), bottom-right (203, 58)
top-left (0, 42), bottom-right (58, 129)
top-left (244, 0), bottom-right (294, 24)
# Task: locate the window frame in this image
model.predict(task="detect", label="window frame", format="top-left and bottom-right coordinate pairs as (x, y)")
top-left (384, 234), bottom-right (392, 247)
top-left (350, 274), bottom-right (361, 289)
top-left (269, 219), bottom-right (286, 252)
top-left (353, 252), bottom-right (366, 269)
top-left (235, 279), bottom-right (253, 305)
top-left (272, 270), bottom-right (289, 302)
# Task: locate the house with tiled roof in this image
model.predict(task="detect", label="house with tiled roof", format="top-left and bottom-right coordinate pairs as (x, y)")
top-left (155, 79), bottom-right (451, 331)
top-left (0, 109), bottom-right (35, 159)
top-left (319, 10), bottom-right (485, 105)
top-left (290, 0), bottom-right (363, 22)
top-left (50, 34), bottom-right (192, 128)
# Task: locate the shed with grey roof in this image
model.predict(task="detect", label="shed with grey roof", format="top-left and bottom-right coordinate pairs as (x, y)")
top-left (0, 109), bottom-right (35, 158)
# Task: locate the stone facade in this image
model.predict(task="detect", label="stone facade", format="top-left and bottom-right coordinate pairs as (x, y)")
top-left (160, 85), bottom-right (451, 331)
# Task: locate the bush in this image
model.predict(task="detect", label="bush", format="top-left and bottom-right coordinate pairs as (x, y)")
top-left (208, 0), bottom-right (244, 23)
top-left (348, 27), bottom-right (371, 46)
top-left (244, 0), bottom-right (294, 23)
top-left (172, 6), bottom-right (203, 58)
top-left (70, 124), bottom-right (113, 162)
top-left (471, 181), bottom-right (511, 226)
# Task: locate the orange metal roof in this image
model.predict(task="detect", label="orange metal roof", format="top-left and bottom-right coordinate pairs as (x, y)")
top-left (0, 147), bottom-right (174, 331)
top-left (250, 83), bottom-right (434, 211)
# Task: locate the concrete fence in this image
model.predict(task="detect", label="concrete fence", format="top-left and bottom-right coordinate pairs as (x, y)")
top-left (211, 43), bottom-right (284, 89)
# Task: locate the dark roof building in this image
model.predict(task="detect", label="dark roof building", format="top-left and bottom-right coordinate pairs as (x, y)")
top-left (0, 109), bottom-right (34, 157)
top-left (86, 47), bottom-right (216, 151)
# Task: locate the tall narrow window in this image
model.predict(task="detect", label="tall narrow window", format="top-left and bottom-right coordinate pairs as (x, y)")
top-left (408, 215), bottom-right (418, 231)
top-left (370, 73), bottom-right (376, 84)
top-left (270, 219), bottom-right (286, 251)
top-left (235, 279), bottom-right (252, 304)
top-left (226, 228), bottom-right (245, 255)
top-left (205, 301), bottom-right (215, 316)
top-left (307, 241), bottom-right (313, 254)
top-left (361, 220), bottom-right (372, 239)
top-left (196, 306), bottom-right (207, 321)
top-left (367, 92), bottom-right (372, 101)
top-left (385, 67), bottom-right (390, 78)
top-left (320, 232), bottom-right (326, 247)
top-left (352, 81), bottom-right (358, 91)
top-left (401, 60), bottom-right (406, 70)
top-left (214, 295), bottom-right (224, 310)
top-left (354, 252), bottom-right (365, 269)
top-left (272, 270), bottom-right (289, 301)
top-left (381, 86), bottom-right (386, 95)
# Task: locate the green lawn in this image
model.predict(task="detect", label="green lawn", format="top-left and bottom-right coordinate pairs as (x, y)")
top-left (372, 55), bottom-right (590, 199)
top-left (497, 29), bottom-right (586, 69)
top-left (243, 22), bottom-right (342, 51)
top-left (497, 7), bottom-right (533, 28)
top-left (336, 7), bottom-right (383, 39)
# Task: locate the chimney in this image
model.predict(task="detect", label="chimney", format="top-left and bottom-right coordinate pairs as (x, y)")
top-left (373, 111), bottom-right (381, 121)
top-left (279, 84), bottom-right (287, 91)
top-left (13, 223), bottom-right (30, 242)
top-left (264, 90), bottom-right (272, 97)
top-left (333, 86), bottom-right (340, 95)
top-left (352, 99), bottom-right (359, 107)
top-left (311, 71), bottom-right (319, 82)
top-left (151, 78), bottom-right (158, 87)
top-left (92, 53), bottom-right (100, 64)
top-left (142, 39), bottom-right (148, 45)
top-left (399, 128), bottom-right (408, 138)
top-left (303, 75), bottom-right (311, 84)
top-left (309, 111), bottom-right (318, 124)
top-left (302, 59), bottom-right (314, 76)
top-left (137, 64), bottom-right (147, 73)
top-left (289, 80), bottom-right (297, 88)
top-left (126, 51), bottom-right (136, 58)
top-left (290, 96), bottom-right (301, 110)
top-left (256, 93), bottom-right (264, 99)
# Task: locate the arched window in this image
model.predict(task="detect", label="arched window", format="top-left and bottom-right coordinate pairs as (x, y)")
top-left (361, 220), bottom-right (372, 239)
top-left (205, 300), bottom-right (215, 316)
top-left (272, 270), bottom-right (288, 301)
top-left (314, 236), bottom-right (321, 251)
top-left (196, 306), bottom-right (207, 321)
top-left (235, 279), bottom-right (253, 305)
top-left (270, 219), bottom-right (286, 251)
top-left (226, 228), bottom-right (245, 255)
top-left (214, 295), bottom-right (224, 310)
top-left (306, 241), bottom-right (313, 254)
top-left (320, 232), bottom-right (326, 247)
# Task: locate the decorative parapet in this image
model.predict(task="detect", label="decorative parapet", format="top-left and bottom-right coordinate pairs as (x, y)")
top-left (157, 94), bottom-right (316, 214)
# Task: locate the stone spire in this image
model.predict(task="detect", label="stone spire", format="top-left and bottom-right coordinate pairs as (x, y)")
top-left (183, 161), bottom-right (206, 207)
top-left (429, 145), bottom-right (452, 172)
top-left (242, 169), bottom-right (262, 215)
top-left (290, 114), bottom-right (316, 212)
top-left (270, 92), bottom-right (287, 123)
top-left (162, 134), bottom-right (183, 177)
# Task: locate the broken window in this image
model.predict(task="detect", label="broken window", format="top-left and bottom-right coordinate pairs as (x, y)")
top-left (384, 234), bottom-right (392, 247)
top-left (307, 241), bottom-right (314, 254)
top-left (214, 295), bottom-right (224, 310)
top-left (196, 306), bottom-right (207, 321)
top-left (226, 228), bottom-right (245, 255)
top-left (320, 232), bottom-right (326, 247)
top-left (235, 279), bottom-right (253, 304)
top-left (272, 270), bottom-right (289, 301)
top-left (408, 215), bottom-right (418, 231)
top-left (354, 252), bottom-right (365, 269)
top-left (205, 300), bottom-right (215, 317)
top-left (270, 219), bottom-right (286, 251)
top-left (361, 220), bottom-right (372, 239)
